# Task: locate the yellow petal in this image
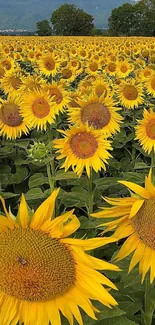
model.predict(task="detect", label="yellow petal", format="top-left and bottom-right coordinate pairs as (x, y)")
top-left (129, 199), bottom-right (144, 218)
top-left (50, 210), bottom-right (80, 238)
top-left (30, 188), bottom-right (59, 229)
top-left (18, 194), bottom-right (29, 228)
top-left (61, 237), bottom-right (117, 251)
top-left (118, 181), bottom-right (150, 199)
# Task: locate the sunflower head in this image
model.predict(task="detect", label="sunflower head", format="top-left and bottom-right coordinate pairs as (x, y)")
top-left (53, 123), bottom-right (112, 177)
top-left (92, 169), bottom-right (155, 283)
top-left (0, 190), bottom-right (119, 325)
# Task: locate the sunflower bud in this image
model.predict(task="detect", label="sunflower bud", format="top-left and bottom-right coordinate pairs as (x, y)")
top-left (28, 142), bottom-right (48, 162)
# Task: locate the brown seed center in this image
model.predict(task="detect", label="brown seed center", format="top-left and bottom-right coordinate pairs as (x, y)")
top-left (146, 119), bottom-right (155, 139)
top-left (44, 58), bottom-right (55, 71)
top-left (70, 132), bottom-right (98, 158)
top-left (81, 103), bottom-right (111, 129)
top-left (32, 98), bottom-right (50, 118)
top-left (0, 228), bottom-right (75, 301)
top-left (151, 77), bottom-right (155, 91)
top-left (132, 198), bottom-right (155, 249)
top-left (0, 103), bottom-right (22, 127)
top-left (10, 76), bottom-right (22, 90)
top-left (123, 85), bottom-right (138, 100)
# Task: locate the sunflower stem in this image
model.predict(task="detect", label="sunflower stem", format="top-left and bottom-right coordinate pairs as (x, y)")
top-left (151, 151), bottom-right (155, 176)
top-left (132, 110), bottom-right (136, 166)
top-left (142, 278), bottom-right (155, 325)
top-left (47, 162), bottom-right (54, 193)
top-left (87, 170), bottom-right (93, 216)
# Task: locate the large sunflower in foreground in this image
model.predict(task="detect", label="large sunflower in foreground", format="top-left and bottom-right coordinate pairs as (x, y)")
top-left (53, 124), bottom-right (112, 177)
top-left (0, 190), bottom-right (118, 325)
top-left (135, 108), bottom-right (155, 154)
top-left (0, 94), bottom-right (29, 139)
top-left (20, 89), bottom-right (56, 131)
top-left (68, 93), bottom-right (123, 137)
top-left (92, 170), bottom-right (155, 283)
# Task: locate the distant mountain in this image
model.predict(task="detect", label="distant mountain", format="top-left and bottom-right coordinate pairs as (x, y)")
top-left (0, 0), bottom-right (135, 30)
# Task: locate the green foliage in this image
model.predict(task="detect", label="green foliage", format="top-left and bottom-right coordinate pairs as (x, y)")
top-left (51, 4), bottom-right (94, 36)
top-left (36, 19), bottom-right (52, 36)
top-left (108, 0), bottom-right (155, 36)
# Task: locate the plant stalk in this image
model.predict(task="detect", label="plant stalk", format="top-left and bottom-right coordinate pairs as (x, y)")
top-left (47, 162), bottom-right (54, 193)
top-left (87, 170), bottom-right (93, 215)
top-left (142, 278), bottom-right (155, 325)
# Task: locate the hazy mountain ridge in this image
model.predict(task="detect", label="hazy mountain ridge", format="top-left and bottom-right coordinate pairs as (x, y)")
top-left (0, 0), bottom-right (135, 30)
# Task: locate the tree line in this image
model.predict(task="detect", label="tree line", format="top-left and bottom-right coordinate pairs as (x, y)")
top-left (36, 0), bottom-right (155, 37)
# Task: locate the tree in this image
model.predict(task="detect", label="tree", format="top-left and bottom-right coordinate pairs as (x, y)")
top-left (108, 0), bottom-right (155, 36)
top-left (51, 4), bottom-right (94, 36)
top-left (36, 20), bottom-right (52, 36)
top-left (108, 3), bottom-right (135, 36)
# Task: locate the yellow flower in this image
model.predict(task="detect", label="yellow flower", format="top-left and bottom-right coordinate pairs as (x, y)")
top-left (0, 70), bottom-right (22, 94)
top-left (19, 75), bottom-right (44, 93)
top-left (68, 93), bottom-right (123, 136)
top-left (38, 54), bottom-right (59, 76)
top-left (117, 79), bottom-right (144, 109)
top-left (116, 60), bottom-right (133, 78)
top-left (145, 74), bottom-right (155, 97)
top-left (20, 89), bottom-right (56, 131)
top-left (135, 109), bottom-right (155, 154)
top-left (92, 170), bottom-right (155, 283)
top-left (0, 190), bottom-right (118, 325)
top-left (105, 61), bottom-right (117, 76)
top-left (0, 94), bottom-right (29, 139)
top-left (44, 82), bottom-right (70, 115)
top-left (91, 78), bottom-right (112, 99)
top-left (53, 124), bottom-right (112, 177)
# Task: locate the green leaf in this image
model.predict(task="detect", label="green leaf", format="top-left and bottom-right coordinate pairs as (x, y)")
top-left (53, 171), bottom-right (78, 180)
top-left (25, 188), bottom-right (45, 200)
top-left (97, 316), bottom-right (138, 325)
top-left (134, 162), bottom-right (149, 169)
top-left (0, 192), bottom-right (19, 199)
top-left (79, 216), bottom-right (95, 229)
top-left (122, 172), bottom-right (145, 184)
top-left (29, 173), bottom-right (48, 188)
top-left (8, 167), bottom-right (28, 185)
top-left (0, 166), bottom-right (11, 174)
top-left (118, 300), bottom-right (142, 316)
top-left (60, 191), bottom-right (86, 207)
top-left (82, 306), bottom-right (125, 325)
top-left (94, 177), bottom-right (120, 190)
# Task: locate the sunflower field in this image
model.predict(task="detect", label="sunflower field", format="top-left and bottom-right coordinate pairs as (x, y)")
top-left (1, 36), bottom-right (155, 325)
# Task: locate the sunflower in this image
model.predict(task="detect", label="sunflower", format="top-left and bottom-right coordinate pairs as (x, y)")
top-left (61, 66), bottom-right (77, 83)
top-left (91, 78), bottom-right (112, 99)
top-left (0, 71), bottom-right (23, 94)
top-left (20, 89), bottom-right (56, 131)
top-left (53, 124), bottom-right (112, 177)
top-left (0, 64), bottom-right (5, 79)
top-left (0, 189), bottom-right (118, 325)
top-left (44, 82), bottom-right (70, 114)
top-left (0, 94), bottom-right (29, 139)
top-left (145, 74), bottom-right (155, 97)
top-left (105, 62), bottom-right (117, 76)
top-left (117, 79), bottom-right (144, 109)
top-left (1, 57), bottom-right (15, 73)
top-left (68, 93), bottom-right (123, 137)
top-left (86, 60), bottom-right (100, 75)
top-left (38, 54), bottom-right (59, 76)
top-left (135, 108), bottom-right (155, 154)
top-left (116, 60), bottom-right (133, 78)
top-left (92, 169), bottom-right (155, 283)
top-left (19, 75), bottom-right (44, 93)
